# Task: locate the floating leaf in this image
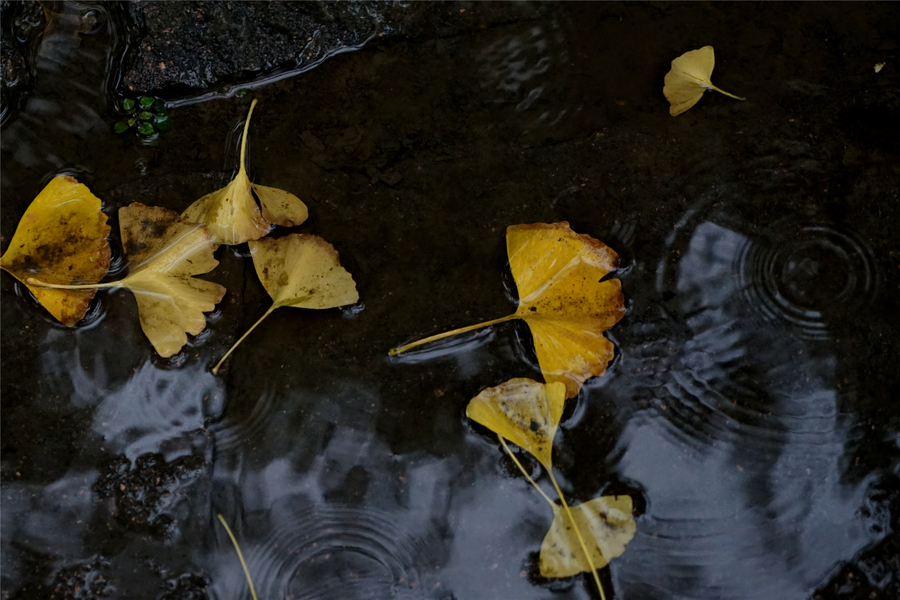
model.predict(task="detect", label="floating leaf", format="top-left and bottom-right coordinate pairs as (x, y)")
top-left (28, 204), bottom-right (226, 357)
top-left (392, 222), bottom-right (625, 398)
top-left (465, 378), bottom-right (626, 600)
top-left (0, 175), bottom-right (110, 325)
top-left (213, 233), bottom-right (358, 373)
top-left (466, 378), bottom-right (566, 470)
top-left (114, 121), bottom-right (128, 134)
top-left (114, 204), bottom-right (226, 356)
top-left (181, 99), bottom-right (308, 246)
top-left (540, 496), bottom-right (636, 577)
top-left (663, 46), bottom-right (746, 116)
top-left (139, 96), bottom-right (155, 109)
top-left (123, 98), bottom-right (135, 111)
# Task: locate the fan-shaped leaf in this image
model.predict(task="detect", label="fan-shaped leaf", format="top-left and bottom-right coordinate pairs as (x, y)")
top-left (466, 378), bottom-right (566, 470)
top-left (540, 496), bottom-right (636, 577)
top-left (212, 233), bottom-right (358, 372)
top-left (663, 46), bottom-right (745, 116)
top-left (182, 100), bottom-right (308, 245)
top-left (0, 175), bottom-right (110, 325)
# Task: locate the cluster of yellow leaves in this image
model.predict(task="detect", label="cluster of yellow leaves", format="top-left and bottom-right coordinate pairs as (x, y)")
top-left (467, 379), bottom-right (636, 597)
top-left (391, 224), bottom-right (632, 596)
top-left (2, 100), bottom-right (357, 366)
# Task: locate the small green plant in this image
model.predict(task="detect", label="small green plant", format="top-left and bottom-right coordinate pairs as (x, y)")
top-left (114, 96), bottom-right (170, 137)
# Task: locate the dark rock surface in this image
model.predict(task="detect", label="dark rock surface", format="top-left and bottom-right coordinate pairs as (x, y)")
top-left (120, 0), bottom-right (552, 97)
top-left (0, 0), bottom-right (44, 119)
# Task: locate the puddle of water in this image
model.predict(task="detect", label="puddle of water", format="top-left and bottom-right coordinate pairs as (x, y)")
top-left (2, 3), bottom-right (899, 599)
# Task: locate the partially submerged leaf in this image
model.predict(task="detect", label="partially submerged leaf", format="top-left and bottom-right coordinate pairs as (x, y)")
top-left (116, 204), bottom-right (227, 357)
top-left (507, 223), bottom-right (625, 397)
top-left (0, 175), bottom-right (110, 325)
top-left (392, 222), bottom-right (625, 397)
top-left (212, 233), bottom-right (359, 372)
top-left (181, 99), bottom-right (308, 245)
top-left (466, 378), bottom-right (631, 600)
top-left (540, 496), bottom-right (636, 577)
top-left (466, 378), bottom-right (566, 470)
top-left (663, 46), bottom-right (746, 116)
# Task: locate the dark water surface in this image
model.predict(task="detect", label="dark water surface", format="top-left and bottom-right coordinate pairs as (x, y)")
top-left (3, 2), bottom-right (900, 599)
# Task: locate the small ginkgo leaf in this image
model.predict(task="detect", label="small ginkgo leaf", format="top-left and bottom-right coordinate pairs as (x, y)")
top-left (540, 496), bottom-right (636, 578)
top-left (212, 233), bottom-right (359, 373)
top-left (392, 222), bottom-right (625, 398)
top-left (27, 203), bottom-right (226, 358)
top-left (116, 204), bottom-right (227, 357)
top-left (466, 378), bottom-right (566, 470)
top-left (663, 46), bottom-right (746, 116)
top-left (0, 175), bottom-right (110, 325)
top-left (181, 99), bottom-right (308, 245)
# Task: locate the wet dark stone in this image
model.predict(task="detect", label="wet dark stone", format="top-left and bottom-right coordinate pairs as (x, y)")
top-left (120, 0), bottom-right (552, 96)
top-left (0, 0), bottom-right (44, 119)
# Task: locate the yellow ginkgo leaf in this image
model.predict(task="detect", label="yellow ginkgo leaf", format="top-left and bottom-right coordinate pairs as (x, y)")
top-left (466, 378), bottom-right (566, 471)
top-left (28, 203), bottom-right (226, 358)
top-left (663, 46), bottom-right (746, 116)
top-left (212, 233), bottom-right (359, 373)
top-left (181, 99), bottom-right (309, 245)
top-left (116, 204), bottom-right (227, 357)
top-left (466, 378), bottom-right (628, 600)
top-left (507, 223), bottom-right (625, 397)
top-left (391, 222), bottom-right (625, 398)
top-left (0, 175), bottom-right (110, 326)
top-left (540, 496), bottom-right (636, 578)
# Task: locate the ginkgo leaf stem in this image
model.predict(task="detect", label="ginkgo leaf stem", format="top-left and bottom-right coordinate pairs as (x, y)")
top-left (239, 99), bottom-right (258, 177)
top-left (498, 434), bottom-right (555, 507)
top-left (216, 513), bottom-right (259, 600)
top-left (708, 84), bottom-right (746, 101)
top-left (25, 277), bottom-right (119, 290)
top-left (390, 314), bottom-right (517, 356)
top-left (547, 471), bottom-right (606, 600)
top-left (213, 304), bottom-right (277, 374)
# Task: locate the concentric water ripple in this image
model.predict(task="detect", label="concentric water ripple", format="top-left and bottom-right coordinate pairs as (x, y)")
top-left (601, 207), bottom-right (887, 599)
top-left (214, 504), bottom-right (439, 600)
top-left (736, 222), bottom-right (878, 340)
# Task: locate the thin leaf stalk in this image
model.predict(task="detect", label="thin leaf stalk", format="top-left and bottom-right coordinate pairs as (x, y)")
top-left (213, 304), bottom-right (277, 374)
top-left (216, 513), bottom-right (259, 600)
top-left (547, 471), bottom-right (607, 600)
top-left (390, 314), bottom-right (517, 356)
top-left (498, 434), bottom-right (555, 507)
top-left (239, 99), bottom-right (259, 176)
top-left (25, 277), bottom-right (119, 290)
top-left (709, 84), bottom-right (745, 101)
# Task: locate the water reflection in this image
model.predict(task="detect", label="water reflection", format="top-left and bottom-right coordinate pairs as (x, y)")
top-left (4, 1), bottom-right (119, 171)
top-left (600, 206), bottom-right (885, 599)
top-left (92, 361), bottom-right (223, 461)
top-left (476, 19), bottom-right (574, 133)
top-left (207, 385), bottom-right (448, 600)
